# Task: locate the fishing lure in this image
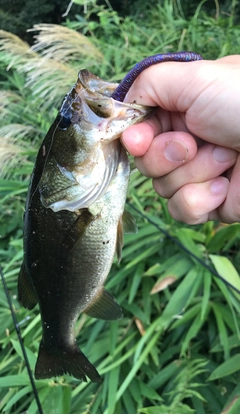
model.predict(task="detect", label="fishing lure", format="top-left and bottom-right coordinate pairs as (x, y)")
top-left (111, 51), bottom-right (203, 101)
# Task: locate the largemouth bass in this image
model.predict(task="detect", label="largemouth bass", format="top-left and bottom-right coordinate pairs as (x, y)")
top-left (18, 70), bottom-right (151, 382)
top-left (18, 52), bottom-right (203, 382)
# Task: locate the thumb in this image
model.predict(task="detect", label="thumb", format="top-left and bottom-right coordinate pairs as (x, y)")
top-left (124, 56), bottom-right (240, 147)
top-left (124, 59), bottom-right (208, 111)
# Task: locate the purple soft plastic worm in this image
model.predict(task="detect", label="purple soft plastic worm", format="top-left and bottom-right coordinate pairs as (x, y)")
top-left (111, 51), bottom-right (203, 102)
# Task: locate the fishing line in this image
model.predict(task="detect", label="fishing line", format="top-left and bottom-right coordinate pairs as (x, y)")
top-left (0, 266), bottom-right (44, 414)
top-left (126, 201), bottom-right (240, 295)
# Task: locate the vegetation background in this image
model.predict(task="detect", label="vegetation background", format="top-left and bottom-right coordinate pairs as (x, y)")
top-left (1, 0), bottom-right (240, 413)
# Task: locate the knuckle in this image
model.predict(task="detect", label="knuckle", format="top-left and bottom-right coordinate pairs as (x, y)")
top-left (168, 185), bottom-right (209, 224)
top-left (135, 159), bottom-right (151, 178)
top-left (153, 177), bottom-right (172, 198)
top-left (182, 185), bottom-right (199, 212)
top-left (223, 196), bottom-right (240, 223)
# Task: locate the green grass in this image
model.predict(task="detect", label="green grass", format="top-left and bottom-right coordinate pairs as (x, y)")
top-left (0, 1), bottom-right (240, 413)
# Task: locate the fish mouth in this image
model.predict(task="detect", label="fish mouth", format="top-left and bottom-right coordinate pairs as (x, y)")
top-left (59, 69), bottom-right (153, 136)
top-left (85, 98), bottom-right (152, 142)
top-left (79, 69), bottom-right (154, 138)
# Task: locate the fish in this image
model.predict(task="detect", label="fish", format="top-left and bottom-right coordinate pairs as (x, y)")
top-left (18, 51), bottom-right (203, 382)
top-left (18, 69), bottom-right (151, 382)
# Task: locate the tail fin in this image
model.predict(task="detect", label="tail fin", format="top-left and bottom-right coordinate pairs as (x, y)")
top-left (35, 341), bottom-right (102, 382)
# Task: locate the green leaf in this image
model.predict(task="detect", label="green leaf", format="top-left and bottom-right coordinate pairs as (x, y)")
top-left (62, 386), bottom-right (72, 414)
top-left (0, 374), bottom-right (34, 387)
top-left (175, 227), bottom-right (203, 258)
top-left (210, 334), bottom-right (240, 353)
top-left (180, 312), bottom-right (205, 354)
top-left (73, 0), bottom-right (95, 5)
top-left (207, 224), bottom-right (240, 253)
top-left (209, 354), bottom-right (240, 380)
top-left (201, 269), bottom-right (211, 319)
top-left (11, 338), bottom-right (37, 369)
top-left (129, 262), bottom-right (145, 303)
top-left (211, 303), bottom-right (230, 360)
top-left (28, 386), bottom-right (51, 414)
top-left (139, 381), bottom-right (162, 401)
top-left (125, 244), bottom-right (161, 269)
top-left (138, 404), bottom-right (195, 414)
top-left (117, 331), bottom-right (161, 401)
top-left (222, 396), bottom-right (240, 414)
top-left (107, 366), bottom-right (120, 414)
top-left (171, 303), bottom-right (202, 329)
top-left (161, 267), bottom-right (199, 327)
top-left (138, 407), bottom-right (167, 414)
top-left (3, 385), bottom-right (32, 411)
top-left (148, 360), bottom-right (182, 389)
top-left (150, 256), bottom-right (192, 293)
top-left (209, 254), bottom-right (240, 298)
top-left (138, 408), bottom-right (165, 414)
top-left (222, 383), bottom-right (240, 414)
top-left (22, 314), bottom-right (41, 338)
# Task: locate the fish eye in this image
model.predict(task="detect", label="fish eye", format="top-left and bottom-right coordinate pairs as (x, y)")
top-left (59, 115), bottom-right (71, 130)
top-left (88, 104), bottom-right (112, 118)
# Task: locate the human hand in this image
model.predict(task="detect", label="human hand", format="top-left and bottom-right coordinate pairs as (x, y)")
top-left (121, 55), bottom-right (240, 224)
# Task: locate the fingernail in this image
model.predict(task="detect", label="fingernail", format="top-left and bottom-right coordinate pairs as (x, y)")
top-left (213, 146), bottom-right (236, 162)
top-left (210, 178), bottom-right (228, 195)
top-left (164, 140), bottom-right (188, 162)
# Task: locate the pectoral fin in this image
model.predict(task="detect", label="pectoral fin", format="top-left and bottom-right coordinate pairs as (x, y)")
top-left (116, 209), bottom-right (138, 262)
top-left (84, 288), bottom-right (123, 320)
top-left (18, 262), bottom-right (38, 310)
top-left (122, 209), bottom-right (138, 234)
top-left (63, 209), bottom-right (96, 251)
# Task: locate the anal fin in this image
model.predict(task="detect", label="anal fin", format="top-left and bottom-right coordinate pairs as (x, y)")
top-left (18, 262), bottom-right (38, 310)
top-left (84, 288), bottom-right (123, 320)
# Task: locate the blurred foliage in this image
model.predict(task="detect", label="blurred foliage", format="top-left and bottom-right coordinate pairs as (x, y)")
top-left (1, 0), bottom-right (240, 43)
top-left (0, 0), bottom-right (240, 413)
top-left (0, 0), bottom-right (79, 42)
